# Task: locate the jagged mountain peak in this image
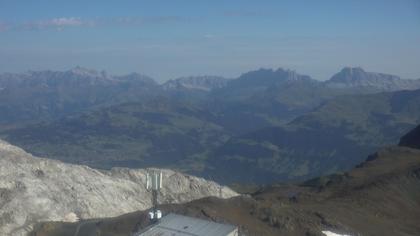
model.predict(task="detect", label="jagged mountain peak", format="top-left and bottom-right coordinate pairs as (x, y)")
top-left (336, 67), bottom-right (371, 81)
top-left (162, 75), bottom-right (228, 91)
top-left (114, 72), bottom-right (157, 85)
top-left (325, 67), bottom-right (420, 91)
top-left (340, 66), bottom-right (365, 74)
top-left (17, 67), bottom-right (110, 83)
top-left (240, 67), bottom-right (308, 80)
top-left (232, 67), bottom-right (314, 87)
top-left (330, 67), bottom-right (399, 82)
top-left (68, 66), bottom-right (104, 77)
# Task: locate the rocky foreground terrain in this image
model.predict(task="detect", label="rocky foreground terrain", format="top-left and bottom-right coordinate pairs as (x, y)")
top-left (0, 139), bottom-right (237, 236)
top-left (32, 125), bottom-right (420, 236)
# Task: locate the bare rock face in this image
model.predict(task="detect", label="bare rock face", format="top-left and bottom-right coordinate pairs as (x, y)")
top-left (325, 67), bottom-right (420, 91)
top-left (0, 139), bottom-right (237, 236)
top-left (162, 76), bottom-right (229, 91)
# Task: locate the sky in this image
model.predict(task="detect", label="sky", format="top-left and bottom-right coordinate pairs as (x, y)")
top-left (0, 0), bottom-right (419, 82)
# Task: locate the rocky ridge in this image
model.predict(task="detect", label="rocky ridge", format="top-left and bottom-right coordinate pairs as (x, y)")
top-left (325, 67), bottom-right (420, 91)
top-left (162, 76), bottom-right (229, 91)
top-left (0, 139), bottom-right (237, 236)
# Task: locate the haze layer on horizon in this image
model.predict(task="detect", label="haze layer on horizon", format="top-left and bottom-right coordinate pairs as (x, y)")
top-left (0, 0), bottom-right (419, 81)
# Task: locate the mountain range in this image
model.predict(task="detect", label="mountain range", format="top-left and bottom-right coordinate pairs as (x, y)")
top-left (1, 66), bottom-right (419, 128)
top-left (1, 66), bottom-right (420, 184)
top-left (0, 67), bottom-right (159, 127)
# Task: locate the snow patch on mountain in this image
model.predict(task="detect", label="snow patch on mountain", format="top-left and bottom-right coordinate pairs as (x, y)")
top-left (322, 230), bottom-right (352, 236)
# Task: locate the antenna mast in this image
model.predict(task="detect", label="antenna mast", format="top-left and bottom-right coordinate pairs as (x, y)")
top-left (146, 170), bottom-right (163, 223)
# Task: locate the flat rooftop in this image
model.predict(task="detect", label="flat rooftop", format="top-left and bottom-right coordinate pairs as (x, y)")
top-left (137, 213), bottom-right (237, 236)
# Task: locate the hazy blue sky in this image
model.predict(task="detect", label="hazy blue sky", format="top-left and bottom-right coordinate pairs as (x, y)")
top-left (0, 0), bottom-right (419, 81)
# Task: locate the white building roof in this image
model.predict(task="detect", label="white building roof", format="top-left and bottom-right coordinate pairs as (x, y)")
top-left (137, 213), bottom-right (237, 236)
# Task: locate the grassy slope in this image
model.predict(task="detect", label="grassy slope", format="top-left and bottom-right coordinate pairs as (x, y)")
top-left (207, 89), bottom-right (420, 184)
top-left (2, 99), bottom-right (229, 171)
